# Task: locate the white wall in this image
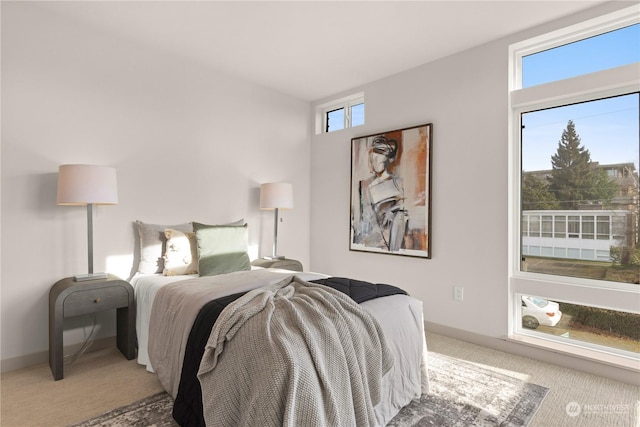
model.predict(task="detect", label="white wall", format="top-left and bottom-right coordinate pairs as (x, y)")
top-left (310, 44), bottom-right (508, 338)
top-left (1, 2), bottom-right (311, 364)
top-left (310, 3), bottom-right (631, 341)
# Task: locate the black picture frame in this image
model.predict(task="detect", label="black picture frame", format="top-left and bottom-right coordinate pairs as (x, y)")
top-left (350, 123), bottom-right (432, 258)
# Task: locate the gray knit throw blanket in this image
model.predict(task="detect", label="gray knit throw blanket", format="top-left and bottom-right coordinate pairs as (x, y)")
top-left (197, 276), bottom-right (394, 427)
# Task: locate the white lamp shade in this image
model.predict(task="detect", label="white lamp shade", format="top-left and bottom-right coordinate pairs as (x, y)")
top-left (57, 164), bottom-right (118, 205)
top-left (260, 182), bottom-right (293, 209)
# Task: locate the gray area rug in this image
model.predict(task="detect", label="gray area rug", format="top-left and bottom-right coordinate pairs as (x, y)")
top-left (71, 352), bottom-right (548, 427)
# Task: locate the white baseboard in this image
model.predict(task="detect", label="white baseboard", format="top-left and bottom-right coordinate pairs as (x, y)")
top-left (425, 321), bottom-right (639, 387)
top-left (0, 336), bottom-right (117, 374)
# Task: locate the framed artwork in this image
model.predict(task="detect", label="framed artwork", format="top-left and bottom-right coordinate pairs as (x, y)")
top-left (350, 123), bottom-right (432, 258)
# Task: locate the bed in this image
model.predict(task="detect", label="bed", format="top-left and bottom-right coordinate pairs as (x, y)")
top-left (130, 220), bottom-right (429, 426)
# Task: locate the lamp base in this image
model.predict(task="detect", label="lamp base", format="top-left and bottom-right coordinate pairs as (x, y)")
top-left (74, 272), bottom-right (109, 282)
top-left (264, 255), bottom-right (285, 260)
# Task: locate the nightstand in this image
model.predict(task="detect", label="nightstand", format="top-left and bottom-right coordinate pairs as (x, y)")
top-left (251, 258), bottom-right (303, 272)
top-left (49, 275), bottom-right (135, 380)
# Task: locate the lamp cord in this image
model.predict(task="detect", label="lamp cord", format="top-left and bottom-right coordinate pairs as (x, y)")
top-left (63, 313), bottom-right (96, 365)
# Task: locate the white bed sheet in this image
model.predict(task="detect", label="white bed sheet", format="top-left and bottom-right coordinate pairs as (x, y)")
top-left (131, 272), bottom-right (198, 371)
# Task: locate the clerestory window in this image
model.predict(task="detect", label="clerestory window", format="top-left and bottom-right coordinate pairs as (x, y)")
top-left (316, 93), bottom-right (365, 134)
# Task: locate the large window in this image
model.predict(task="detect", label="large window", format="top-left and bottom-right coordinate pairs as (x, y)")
top-left (509, 6), bottom-right (640, 362)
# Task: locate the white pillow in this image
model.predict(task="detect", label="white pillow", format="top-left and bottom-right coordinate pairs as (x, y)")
top-left (136, 219), bottom-right (245, 275)
top-left (136, 221), bottom-right (192, 274)
top-left (163, 229), bottom-right (198, 276)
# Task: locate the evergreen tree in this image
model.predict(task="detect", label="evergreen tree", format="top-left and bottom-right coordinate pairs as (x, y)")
top-left (522, 174), bottom-right (559, 210)
top-left (547, 120), bottom-right (617, 209)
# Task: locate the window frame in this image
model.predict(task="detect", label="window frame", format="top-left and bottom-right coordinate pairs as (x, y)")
top-left (507, 5), bottom-right (640, 361)
top-left (509, 7), bottom-right (639, 91)
top-left (515, 292), bottom-right (640, 360)
top-left (316, 92), bottom-right (365, 134)
top-left (325, 107), bottom-right (346, 133)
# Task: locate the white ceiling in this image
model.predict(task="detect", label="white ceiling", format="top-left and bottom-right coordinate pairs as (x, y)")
top-left (39, 1), bottom-right (607, 101)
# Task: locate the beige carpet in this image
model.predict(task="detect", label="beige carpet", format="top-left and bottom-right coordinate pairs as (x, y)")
top-left (1, 332), bottom-right (638, 427)
top-left (0, 348), bottom-right (164, 427)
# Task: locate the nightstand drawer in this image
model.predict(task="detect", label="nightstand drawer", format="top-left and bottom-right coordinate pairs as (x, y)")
top-left (63, 286), bottom-right (128, 317)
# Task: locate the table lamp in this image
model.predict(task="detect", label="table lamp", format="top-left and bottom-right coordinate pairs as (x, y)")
top-left (57, 164), bottom-right (118, 281)
top-left (260, 182), bottom-right (293, 260)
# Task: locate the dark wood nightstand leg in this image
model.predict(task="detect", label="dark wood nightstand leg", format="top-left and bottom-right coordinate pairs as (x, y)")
top-left (116, 306), bottom-right (136, 360)
top-left (49, 308), bottom-right (64, 380)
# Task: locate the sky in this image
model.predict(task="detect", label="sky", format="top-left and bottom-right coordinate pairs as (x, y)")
top-left (521, 23), bottom-right (639, 172)
top-left (522, 94), bottom-right (639, 171)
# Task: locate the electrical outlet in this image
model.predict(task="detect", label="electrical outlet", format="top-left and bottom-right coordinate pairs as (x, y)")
top-left (454, 286), bottom-right (464, 301)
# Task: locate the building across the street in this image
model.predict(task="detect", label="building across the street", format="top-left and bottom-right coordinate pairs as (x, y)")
top-left (522, 163), bottom-right (638, 262)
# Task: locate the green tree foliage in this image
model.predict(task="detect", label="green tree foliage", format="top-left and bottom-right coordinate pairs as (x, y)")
top-left (522, 174), bottom-right (559, 210)
top-left (547, 120), bottom-right (617, 209)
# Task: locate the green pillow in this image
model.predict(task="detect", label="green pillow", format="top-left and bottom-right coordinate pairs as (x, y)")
top-left (194, 223), bottom-right (250, 276)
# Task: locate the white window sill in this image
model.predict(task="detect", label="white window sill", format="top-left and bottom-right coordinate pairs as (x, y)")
top-left (507, 333), bottom-right (640, 373)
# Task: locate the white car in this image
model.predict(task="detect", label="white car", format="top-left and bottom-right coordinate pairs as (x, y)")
top-left (522, 296), bottom-right (562, 329)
